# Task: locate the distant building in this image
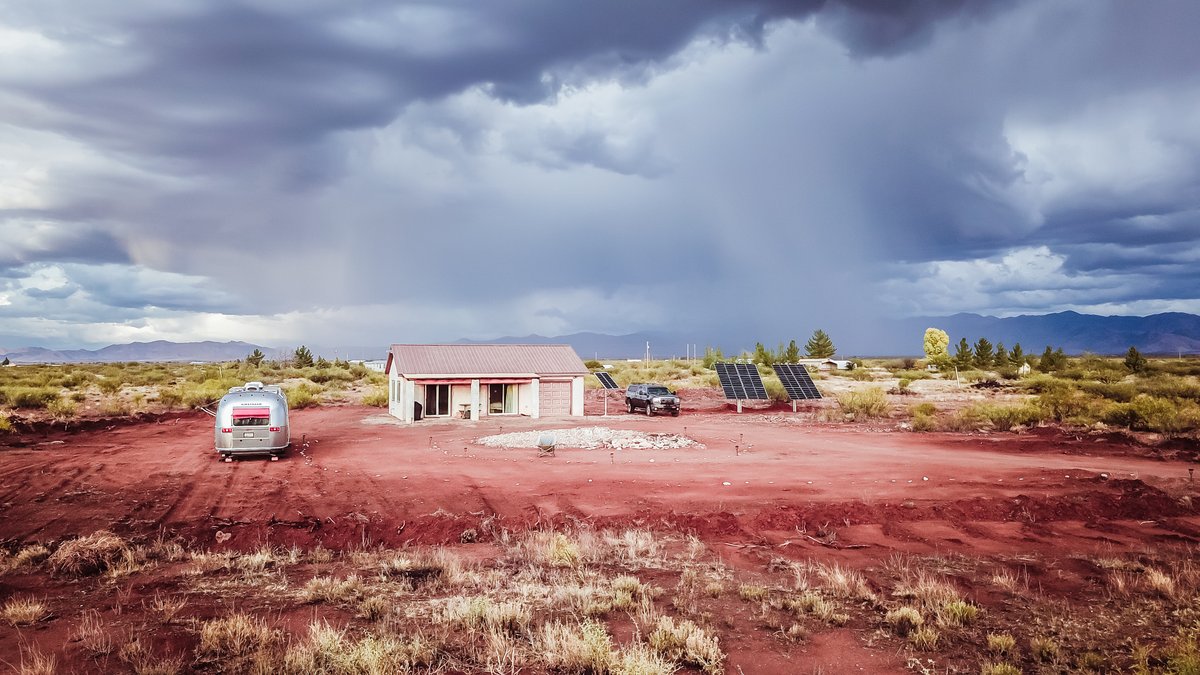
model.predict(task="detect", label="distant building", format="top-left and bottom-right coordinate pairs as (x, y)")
top-left (796, 358), bottom-right (853, 371)
top-left (384, 344), bottom-right (588, 423)
top-left (362, 359), bottom-right (386, 372)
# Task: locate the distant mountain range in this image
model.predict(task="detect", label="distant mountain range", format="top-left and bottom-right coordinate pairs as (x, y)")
top-left (2, 312), bottom-right (1197, 363)
top-left (461, 312), bottom-right (1200, 358)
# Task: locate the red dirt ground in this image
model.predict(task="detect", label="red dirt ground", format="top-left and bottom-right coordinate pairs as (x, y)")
top-left (1, 397), bottom-right (1197, 673)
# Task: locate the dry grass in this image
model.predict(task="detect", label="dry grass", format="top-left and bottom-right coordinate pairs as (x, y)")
top-left (196, 613), bottom-right (278, 659)
top-left (280, 621), bottom-right (437, 674)
top-left (1145, 567), bottom-right (1177, 598)
top-left (935, 600), bottom-right (978, 628)
top-left (909, 626), bottom-right (940, 651)
top-left (783, 591), bottom-right (849, 626)
top-left (5, 544), bottom-right (50, 572)
top-left (148, 591), bottom-right (188, 624)
top-left (72, 609), bottom-right (116, 655)
top-left (536, 619), bottom-right (614, 673)
top-left (302, 574), bottom-right (368, 604)
top-left (892, 570), bottom-right (961, 610)
top-left (2, 596), bottom-right (48, 626)
top-left (10, 648), bottom-right (55, 675)
top-left (439, 596), bottom-right (532, 634)
top-left (47, 530), bottom-right (128, 576)
top-left (647, 615), bottom-right (724, 674)
top-left (813, 562), bottom-right (875, 601)
top-left (1030, 636), bottom-right (1060, 663)
top-left (980, 663), bottom-right (1021, 675)
top-left (737, 584), bottom-right (769, 602)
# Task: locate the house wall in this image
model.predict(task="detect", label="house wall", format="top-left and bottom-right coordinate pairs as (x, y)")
top-left (386, 372), bottom-right (584, 423)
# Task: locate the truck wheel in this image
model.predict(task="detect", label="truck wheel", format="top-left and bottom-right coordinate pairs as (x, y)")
top-left (645, 404), bottom-right (653, 417)
top-left (672, 411), bottom-right (680, 417)
top-left (627, 400), bottom-right (634, 413)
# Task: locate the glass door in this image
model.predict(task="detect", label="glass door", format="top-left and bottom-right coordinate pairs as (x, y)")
top-left (425, 384), bottom-right (450, 416)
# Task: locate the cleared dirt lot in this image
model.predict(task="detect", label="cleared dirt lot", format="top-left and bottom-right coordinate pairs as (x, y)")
top-left (2, 402), bottom-right (1196, 555)
top-left (1, 400), bottom-right (1197, 673)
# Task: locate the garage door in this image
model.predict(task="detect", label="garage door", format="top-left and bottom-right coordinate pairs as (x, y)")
top-left (539, 380), bottom-right (572, 416)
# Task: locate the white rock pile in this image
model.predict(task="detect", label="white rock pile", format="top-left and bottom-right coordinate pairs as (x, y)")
top-left (476, 426), bottom-right (704, 450)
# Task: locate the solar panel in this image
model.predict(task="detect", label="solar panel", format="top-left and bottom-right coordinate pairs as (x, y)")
top-left (773, 363), bottom-right (823, 400)
top-left (594, 371), bottom-right (620, 390)
top-left (714, 362), bottom-right (769, 400)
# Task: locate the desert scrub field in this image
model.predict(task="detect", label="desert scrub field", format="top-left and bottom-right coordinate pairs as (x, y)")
top-left (0, 359), bottom-right (384, 423)
top-left (2, 528), bottom-right (1199, 673)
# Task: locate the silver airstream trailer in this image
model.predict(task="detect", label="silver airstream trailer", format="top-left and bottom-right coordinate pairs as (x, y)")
top-left (214, 382), bottom-right (290, 461)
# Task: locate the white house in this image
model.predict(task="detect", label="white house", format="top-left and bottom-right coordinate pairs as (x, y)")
top-left (384, 344), bottom-right (588, 423)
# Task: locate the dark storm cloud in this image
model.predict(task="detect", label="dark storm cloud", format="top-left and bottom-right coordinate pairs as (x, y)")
top-left (2, 0), bottom-right (1199, 346)
top-left (0, 222), bottom-right (130, 271)
top-left (5, 0), bottom-right (1014, 171)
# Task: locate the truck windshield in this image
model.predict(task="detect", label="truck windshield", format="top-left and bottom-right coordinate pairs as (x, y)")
top-left (647, 387), bottom-right (670, 395)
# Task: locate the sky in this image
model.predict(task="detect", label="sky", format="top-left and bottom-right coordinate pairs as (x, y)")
top-left (1, 0), bottom-right (1199, 351)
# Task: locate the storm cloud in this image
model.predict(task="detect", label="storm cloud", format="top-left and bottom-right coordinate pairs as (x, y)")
top-left (1, 0), bottom-right (1198, 351)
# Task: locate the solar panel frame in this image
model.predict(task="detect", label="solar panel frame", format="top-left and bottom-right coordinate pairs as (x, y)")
top-left (594, 371), bottom-right (620, 390)
top-left (714, 362), bottom-right (769, 400)
top-left (773, 363), bottom-right (823, 400)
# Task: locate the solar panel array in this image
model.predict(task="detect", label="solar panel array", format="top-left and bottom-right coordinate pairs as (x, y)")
top-left (773, 363), bottom-right (823, 400)
top-left (594, 371), bottom-right (620, 390)
top-left (714, 362), bottom-right (769, 400)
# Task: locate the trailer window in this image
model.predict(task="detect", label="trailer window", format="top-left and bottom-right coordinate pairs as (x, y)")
top-left (231, 406), bottom-right (271, 427)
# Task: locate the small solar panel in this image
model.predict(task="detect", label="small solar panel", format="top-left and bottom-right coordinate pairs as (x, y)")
top-left (594, 371), bottom-right (620, 390)
top-left (714, 362), bottom-right (769, 400)
top-left (773, 363), bottom-right (823, 400)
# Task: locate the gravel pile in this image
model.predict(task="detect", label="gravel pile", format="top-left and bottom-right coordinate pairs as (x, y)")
top-left (476, 426), bottom-right (703, 450)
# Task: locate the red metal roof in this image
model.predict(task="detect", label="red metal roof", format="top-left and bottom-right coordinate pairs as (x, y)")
top-left (386, 344), bottom-right (588, 377)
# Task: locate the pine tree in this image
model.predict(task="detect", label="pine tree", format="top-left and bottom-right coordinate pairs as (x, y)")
top-left (1009, 343), bottom-right (1025, 366)
top-left (0, 356), bottom-right (9, 366)
top-left (315, 356), bottom-right (330, 369)
top-left (993, 342), bottom-right (1008, 367)
top-left (953, 338), bottom-right (973, 368)
top-left (293, 345), bottom-right (315, 368)
top-left (752, 342), bottom-right (774, 366)
top-left (784, 340), bottom-right (801, 363)
top-left (1037, 346), bottom-right (1055, 373)
top-left (972, 338), bottom-right (994, 368)
top-left (1124, 346), bottom-right (1148, 374)
top-left (246, 348), bottom-right (265, 367)
top-left (805, 330), bottom-right (836, 359)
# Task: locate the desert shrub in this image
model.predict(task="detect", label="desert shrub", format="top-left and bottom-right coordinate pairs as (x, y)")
top-left (361, 388), bottom-right (388, 407)
top-left (912, 402), bottom-right (938, 416)
top-left (1165, 629), bottom-right (1200, 675)
top-left (842, 368), bottom-right (875, 381)
top-left (738, 584), bottom-right (768, 602)
top-left (0, 414), bottom-right (11, 433)
top-left (980, 664), bottom-right (1021, 675)
top-left (180, 382), bottom-right (230, 409)
top-left (1033, 381), bottom-right (1092, 422)
top-left (97, 377), bottom-right (124, 395)
top-left (47, 397), bottom-right (77, 421)
top-left (48, 531), bottom-right (129, 576)
top-left (285, 384), bottom-right (321, 409)
top-left (764, 378), bottom-right (788, 403)
top-left (157, 388), bottom-right (183, 408)
top-left (58, 371), bottom-right (92, 388)
top-left (837, 387), bottom-right (889, 419)
top-left (936, 600), bottom-right (978, 627)
top-left (1030, 636), bottom-right (1060, 663)
top-left (987, 632), bottom-right (1017, 658)
top-left (6, 544), bottom-right (50, 571)
top-left (584, 360), bottom-right (602, 370)
top-left (647, 615), bottom-right (724, 674)
top-left (1079, 380), bottom-right (1138, 402)
top-left (308, 368), bottom-right (354, 385)
top-left (910, 626), bottom-right (940, 650)
top-left (894, 369), bottom-right (932, 381)
top-left (7, 387), bottom-right (59, 409)
top-left (885, 607), bottom-right (923, 636)
top-left (947, 402), bottom-right (1044, 432)
top-left (911, 412), bottom-right (938, 432)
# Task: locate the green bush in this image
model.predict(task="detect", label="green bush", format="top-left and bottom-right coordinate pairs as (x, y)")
top-left (96, 377), bottom-right (123, 395)
top-left (763, 379), bottom-right (788, 403)
top-left (286, 384), bottom-right (321, 409)
top-left (362, 388), bottom-right (388, 408)
top-left (7, 387), bottom-right (59, 409)
top-left (837, 387), bottom-right (889, 419)
top-left (157, 388), bottom-right (183, 409)
top-left (0, 414), bottom-right (11, 433)
top-left (47, 398), bottom-right (77, 421)
top-left (308, 369), bottom-right (354, 385)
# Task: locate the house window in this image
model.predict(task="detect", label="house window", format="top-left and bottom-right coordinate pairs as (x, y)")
top-left (488, 383), bottom-right (517, 414)
top-left (425, 384), bottom-right (450, 416)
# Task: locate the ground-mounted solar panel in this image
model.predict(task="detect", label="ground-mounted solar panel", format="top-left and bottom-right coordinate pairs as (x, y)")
top-left (594, 371), bottom-right (620, 390)
top-left (714, 362), bottom-right (769, 400)
top-left (773, 363), bottom-right (823, 400)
